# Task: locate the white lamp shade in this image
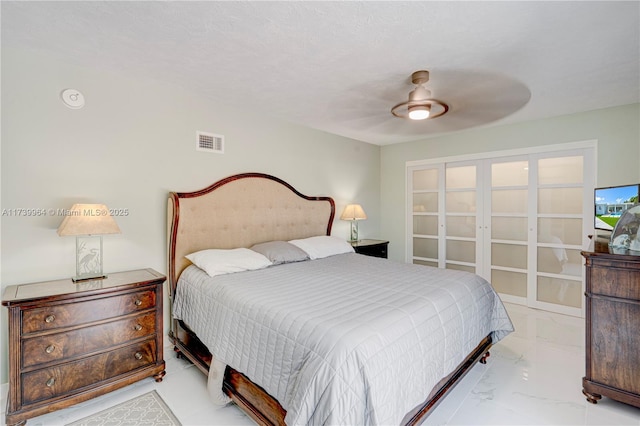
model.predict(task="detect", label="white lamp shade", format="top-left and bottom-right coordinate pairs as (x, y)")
top-left (340, 204), bottom-right (367, 221)
top-left (57, 204), bottom-right (121, 236)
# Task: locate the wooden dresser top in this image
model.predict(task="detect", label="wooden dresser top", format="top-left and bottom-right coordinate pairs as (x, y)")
top-left (582, 235), bottom-right (640, 260)
top-left (2, 268), bottom-right (165, 305)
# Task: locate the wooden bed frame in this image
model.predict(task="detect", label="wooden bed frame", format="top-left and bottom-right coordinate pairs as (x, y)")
top-left (167, 172), bottom-right (491, 425)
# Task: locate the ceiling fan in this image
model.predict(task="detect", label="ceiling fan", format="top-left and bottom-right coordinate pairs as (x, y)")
top-left (390, 70), bottom-right (449, 120)
top-left (327, 69), bottom-right (531, 144)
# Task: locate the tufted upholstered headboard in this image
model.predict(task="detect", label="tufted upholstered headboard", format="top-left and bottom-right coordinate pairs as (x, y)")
top-left (167, 173), bottom-right (335, 296)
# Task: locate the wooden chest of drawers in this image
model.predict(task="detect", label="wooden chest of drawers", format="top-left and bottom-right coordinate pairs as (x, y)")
top-left (2, 269), bottom-right (166, 426)
top-left (582, 240), bottom-right (640, 408)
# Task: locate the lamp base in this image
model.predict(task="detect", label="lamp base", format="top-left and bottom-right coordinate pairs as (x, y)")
top-left (349, 221), bottom-right (359, 242)
top-left (75, 235), bottom-right (105, 282)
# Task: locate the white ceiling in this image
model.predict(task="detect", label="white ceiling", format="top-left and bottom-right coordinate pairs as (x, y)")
top-left (3, 1), bottom-right (639, 145)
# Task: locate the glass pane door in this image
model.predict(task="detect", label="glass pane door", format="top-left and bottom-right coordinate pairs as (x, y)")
top-left (533, 155), bottom-right (585, 315)
top-left (489, 159), bottom-right (529, 303)
top-left (445, 164), bottom-right (478, 273)
top-left (410, 166), bottom-right (441, 268)
top-left (406, 144), bottom-right (594, 317)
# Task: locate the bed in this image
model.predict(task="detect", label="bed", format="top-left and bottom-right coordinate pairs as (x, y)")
top-left (167, 172), bottom-right (513, 425)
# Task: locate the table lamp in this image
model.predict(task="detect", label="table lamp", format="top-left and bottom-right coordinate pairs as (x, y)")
top-left (57, 204), bottom-right (121, 281)
top-left (340, 204), bottom-right (367, 242)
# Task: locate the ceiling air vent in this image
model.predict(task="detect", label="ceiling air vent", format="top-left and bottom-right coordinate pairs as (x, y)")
top-left (196, 131), bottom-right (224, 154)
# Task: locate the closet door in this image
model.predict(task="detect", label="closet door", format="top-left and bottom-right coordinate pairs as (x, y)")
top-left (532, 153), bottom-right (589, 316)
top-left (486, 158), bottom-right (530, 305)
top-left (407, 145), bottom-right (594, 317)
top-left (445, 162), bottom-right (481, 273)
top-left (409, 165), bottom-right (443, 268)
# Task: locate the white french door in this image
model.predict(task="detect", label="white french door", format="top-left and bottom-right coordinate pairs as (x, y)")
top-left (407, 143), bottom-right (595, 317)
top-left (483, 157), bottom-right (530, 305)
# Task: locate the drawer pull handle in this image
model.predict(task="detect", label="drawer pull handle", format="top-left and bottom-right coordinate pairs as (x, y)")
top-left (45, 345), bottom-right (55, 354)
top-left (134, 299), bottom-right (142, 306)
top-left (134, 352), bottom-right (143, 360)
top-left (45, 315), bottom-right (55, 323)
top-left (134, 324), bottom-right (143, 331)
top-left (46, 377), bottom-right (55, 387)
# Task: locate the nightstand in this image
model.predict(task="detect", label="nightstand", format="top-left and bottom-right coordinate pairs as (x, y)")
top-left (2, 269), bottom-right (166, 426)
top-left (351, 239), bottom-right (389, 259)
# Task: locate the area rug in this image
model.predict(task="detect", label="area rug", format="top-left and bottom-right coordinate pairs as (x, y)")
top-left (66, 390), bottom-right (181, 426)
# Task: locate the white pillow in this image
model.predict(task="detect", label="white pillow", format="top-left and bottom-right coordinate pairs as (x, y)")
top-left (186, 248), bottom-right (272, 277)
top-left (288, 236), bottom-right (354, 260)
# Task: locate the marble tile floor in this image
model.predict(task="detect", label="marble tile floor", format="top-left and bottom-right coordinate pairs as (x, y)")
top-left (3, 302), bottom-right (639, 425)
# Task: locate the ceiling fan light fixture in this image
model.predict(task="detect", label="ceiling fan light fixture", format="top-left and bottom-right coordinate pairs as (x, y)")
top-left (391, 70), bottom-right (449, 120)
top-left (409, 85), bottom-right (430, 102)
top-left (408, 104), bottom-right (430, 120)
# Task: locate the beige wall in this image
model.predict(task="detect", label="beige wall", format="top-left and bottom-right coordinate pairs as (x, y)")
top-left (2, 45), bottom-right (638, 385)
top-left (0, 47), bottom-right (381, 383)
top-left (380, 103), bottom-right (640, 262)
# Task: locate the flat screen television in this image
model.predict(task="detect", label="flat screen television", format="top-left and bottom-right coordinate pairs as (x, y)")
top-left (594, 183), bottom-right (640, 231)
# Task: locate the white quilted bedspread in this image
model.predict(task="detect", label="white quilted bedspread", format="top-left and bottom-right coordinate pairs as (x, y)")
top-left (173, 253), bottom-right (513, 425)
